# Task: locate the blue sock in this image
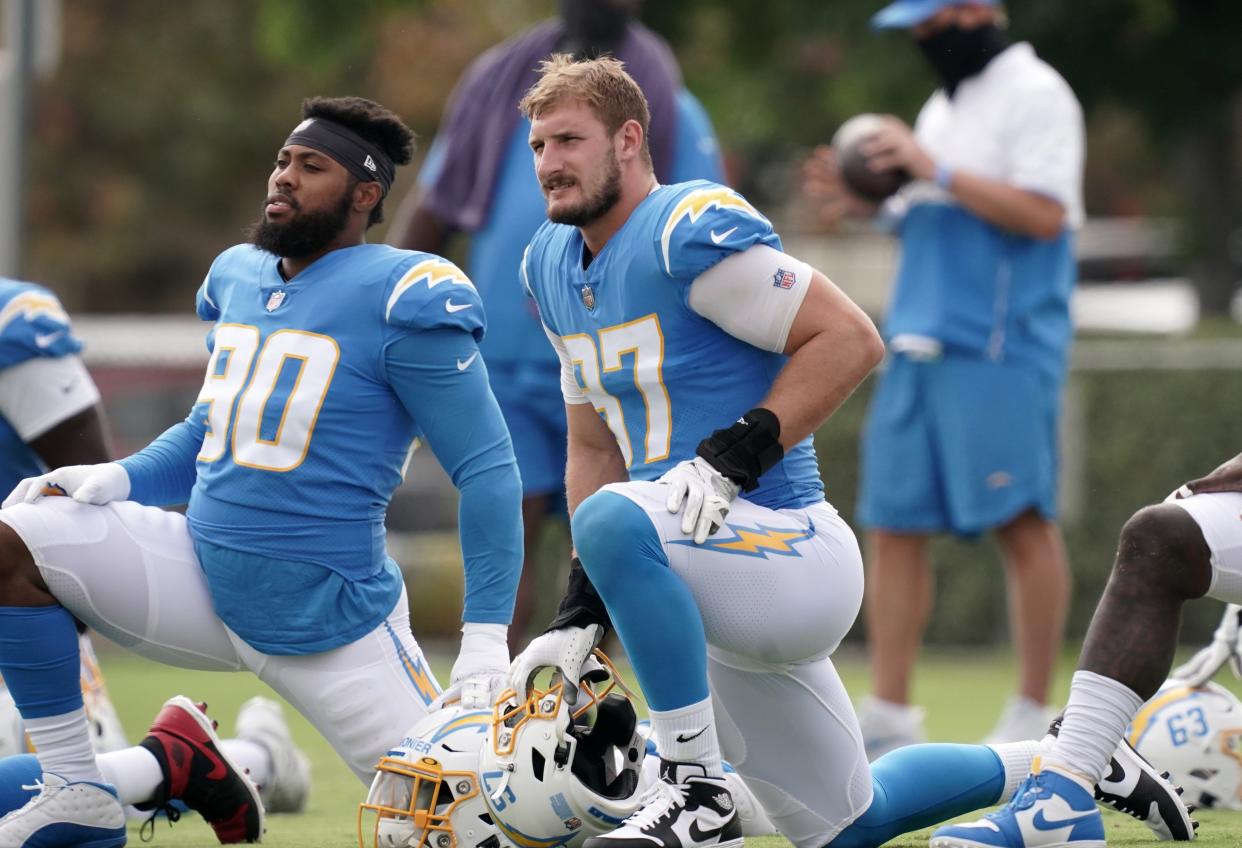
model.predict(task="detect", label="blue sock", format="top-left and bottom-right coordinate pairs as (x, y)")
top-left (0, 605), bottom-right (83, 718)
top-left (572, 492), bottom-right (708, 710)
top-left (828, 744), bottom-right (1005, 848)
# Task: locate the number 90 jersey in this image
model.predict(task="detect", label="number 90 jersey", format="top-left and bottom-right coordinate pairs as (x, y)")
top-left (188, 243), bottom-right (484, 572)
top-left (522, 180), bottom-right (824, 511)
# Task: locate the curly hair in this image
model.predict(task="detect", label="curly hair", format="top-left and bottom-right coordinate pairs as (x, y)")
top-left (301, 96), bottom-right (416, 226)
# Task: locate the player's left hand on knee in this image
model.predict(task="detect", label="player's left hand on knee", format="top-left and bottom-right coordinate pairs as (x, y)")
top-left (658, 457), bottom-right (740, 544)
top-left (3, 462), bottom-right (130, 509)
top-left (446, 622), bottom-right (510, 710)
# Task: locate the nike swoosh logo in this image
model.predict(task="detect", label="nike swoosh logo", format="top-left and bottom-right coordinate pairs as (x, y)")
top-left (1095, 758), bottom-right (1126, 792)
top-left (34, 331), bottom-right (65, 348)
top-left (689, 821), bottom-right (726, 841)
top-left (1032, 809), bottom-right (1099, 831)
top-left (709, 227), bottom-right (738, 245)
top-left (445, 300), bottom-right (472, 313)
top-left (676, 725), bottom-right (710, 743)
top-left (456, 352), bottom-right (480, 371)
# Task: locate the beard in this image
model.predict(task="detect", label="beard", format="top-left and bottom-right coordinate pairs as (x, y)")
top-left (246, 188), bottom-right (352, 259)
top-left (547, 151), bottom-right (622, 228)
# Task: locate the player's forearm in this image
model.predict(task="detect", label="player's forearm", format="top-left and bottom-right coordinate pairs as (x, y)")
top-left (117, 419), bottom-right (201, 506)
top-left (762, 312), bottom-right (883, 449)
top-left (565, 440), bottom-right (628, 518)
top-left (942, 169), bottom-right (1065, 240)
top-left (457, 459), bottom-right (523, 624)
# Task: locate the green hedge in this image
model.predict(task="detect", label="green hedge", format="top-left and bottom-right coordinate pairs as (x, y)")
top-left (816, 366), bottom-right (1241, 647)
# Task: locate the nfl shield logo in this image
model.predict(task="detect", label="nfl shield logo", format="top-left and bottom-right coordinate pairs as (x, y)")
top-left (772, 269), bottom-right (797, 290)
top-left (265, 290), bottom-right (287, 312)
top-left (581, 285), bottom-right (596, 310)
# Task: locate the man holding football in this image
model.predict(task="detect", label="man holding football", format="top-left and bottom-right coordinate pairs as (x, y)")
top-left (806, 0), bottom-right (1085, 753)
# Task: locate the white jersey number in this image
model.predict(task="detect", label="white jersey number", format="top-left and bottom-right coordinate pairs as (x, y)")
top-left (196, 324), bottom-right (340, 472)
top-left (563, 314), bottom-right (670, 468)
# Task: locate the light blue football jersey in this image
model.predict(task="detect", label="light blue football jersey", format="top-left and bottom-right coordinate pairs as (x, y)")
top-left (0, 280), bottom-right (86, 491)
top-left (187, 244), bottom-right (485, 575)
top-left (522, 181), bottom-right (824, 510)
top-left (886, 204), bottom-right (1076, 382)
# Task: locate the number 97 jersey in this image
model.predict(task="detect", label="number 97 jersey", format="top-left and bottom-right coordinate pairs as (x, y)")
top-left (521, 180), bottom-right (824, 511)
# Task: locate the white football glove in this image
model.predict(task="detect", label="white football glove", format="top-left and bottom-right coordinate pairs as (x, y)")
top-left (1171, 603), bottom-right (1242, 687)
top-left (438, 622), bottom-right (510, 711)
top-left (4, 463), bottom-right (130, 509)
top-left (508, 623), bottom-right (603, 706)
top-left (658, 457), bottom-right (740, 544)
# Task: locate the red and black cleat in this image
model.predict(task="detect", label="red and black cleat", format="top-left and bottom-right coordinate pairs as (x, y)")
top-left (138, 695), bottom-right (266, 844)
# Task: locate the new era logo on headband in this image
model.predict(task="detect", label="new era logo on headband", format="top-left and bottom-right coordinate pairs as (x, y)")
top-left (285, 116), bottom-right (394, 191)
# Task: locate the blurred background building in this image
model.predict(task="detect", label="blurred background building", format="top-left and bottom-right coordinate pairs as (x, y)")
top-left (2, 0), bottom-right (1241, 646)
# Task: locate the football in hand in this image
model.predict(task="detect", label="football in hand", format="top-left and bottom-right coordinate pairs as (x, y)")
top-left (831, 113), bottom-right (910, 202)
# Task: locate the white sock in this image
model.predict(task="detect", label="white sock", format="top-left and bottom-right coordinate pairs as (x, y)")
top-left (650, 697), bottom-right (723, 778)
top-left (97, 746), bottom-right (164, 805)
top-left (25, 708), bottom-right (103, 783)
top-left (987, 740), bottom-right (1044, 799)
top-left (221, 738), bottom-right (271, 790)
top-left (1044, 670), bottom-right (1143, 784)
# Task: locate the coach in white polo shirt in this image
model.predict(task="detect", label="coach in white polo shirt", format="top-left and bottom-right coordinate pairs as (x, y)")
top-left (845, 0), bottom-right (1085, 756)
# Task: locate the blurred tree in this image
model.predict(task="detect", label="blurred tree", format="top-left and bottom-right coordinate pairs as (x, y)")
top-left (21, 0), bottom-right (1242, 315)
top-left (1016, 0), bottom-right (1242, 313)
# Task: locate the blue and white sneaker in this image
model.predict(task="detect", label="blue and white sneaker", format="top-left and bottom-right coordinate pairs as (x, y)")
top-left (0, 772), bottom-right (126, 848)
top-left (930, 760), bottom-right (1104, 848)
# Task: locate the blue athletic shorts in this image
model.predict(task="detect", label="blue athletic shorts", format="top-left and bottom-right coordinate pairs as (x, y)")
top-left (857, 352), bottom-right (1062, 536)
top-left (488, 360), bottom-right (567, 501)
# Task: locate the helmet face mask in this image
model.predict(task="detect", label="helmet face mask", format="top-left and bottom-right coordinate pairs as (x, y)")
top-left (482, 654), bottom-right (647, 848)
top-left (1131, 681), bottom-right (1242, 810)
top-left (359, 707), bottom-right (502, 848)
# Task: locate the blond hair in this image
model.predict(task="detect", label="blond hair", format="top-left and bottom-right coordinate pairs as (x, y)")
top-left (519, 54), bottom-right (652, 167)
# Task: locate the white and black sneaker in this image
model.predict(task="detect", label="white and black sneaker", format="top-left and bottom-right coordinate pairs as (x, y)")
top-left (1046, 717), bottom-right (1198, 841)
top-left (585, 761), bottom-right (743, 848)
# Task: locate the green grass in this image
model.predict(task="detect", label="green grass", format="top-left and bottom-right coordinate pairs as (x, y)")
top-left (93, 645), bottom-right (1242, 847)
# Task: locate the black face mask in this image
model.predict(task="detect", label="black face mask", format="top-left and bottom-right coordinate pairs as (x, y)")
top-left (916, 23), bottom-right (1010, 95)
top-left (558, 0), bottom-right (636, 58)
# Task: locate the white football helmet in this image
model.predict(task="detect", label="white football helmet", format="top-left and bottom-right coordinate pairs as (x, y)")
top-left (480, 653), bottom-right (647, 848)
top-left (1131, 680), bottom-right (1242, 810)
top-left (359, 705), bottom-right (502, 848)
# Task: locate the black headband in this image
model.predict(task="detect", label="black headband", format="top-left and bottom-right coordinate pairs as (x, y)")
top-left (285, 117), bottom-right (395, 194)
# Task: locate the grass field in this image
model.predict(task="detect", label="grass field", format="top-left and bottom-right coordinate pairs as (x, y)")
top-left (94, 644), bottom-right (1242, 848)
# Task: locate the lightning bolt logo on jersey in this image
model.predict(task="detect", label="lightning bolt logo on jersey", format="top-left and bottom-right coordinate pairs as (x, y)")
top-left (188, 244), bottom-right (483, 579)
top-left (522, 180), bottom-right (823, 510)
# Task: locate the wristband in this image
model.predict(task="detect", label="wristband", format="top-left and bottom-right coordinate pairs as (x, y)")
top-left (696, 407), bottom-right (784, 492)
top-left (934, 163), bottom-right (954, 191)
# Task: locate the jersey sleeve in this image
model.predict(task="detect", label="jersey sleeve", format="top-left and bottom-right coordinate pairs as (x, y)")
top-left (1003, 80), bottom-right (1084, 221)
top-left (384, 255), bottom-right (486, 342)
top-left (0, 284), bottom-right (83, 367)
top-left (195, 248), bottom-right (236, 323)
top-left (657, 184), bottom-right (782, 282)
